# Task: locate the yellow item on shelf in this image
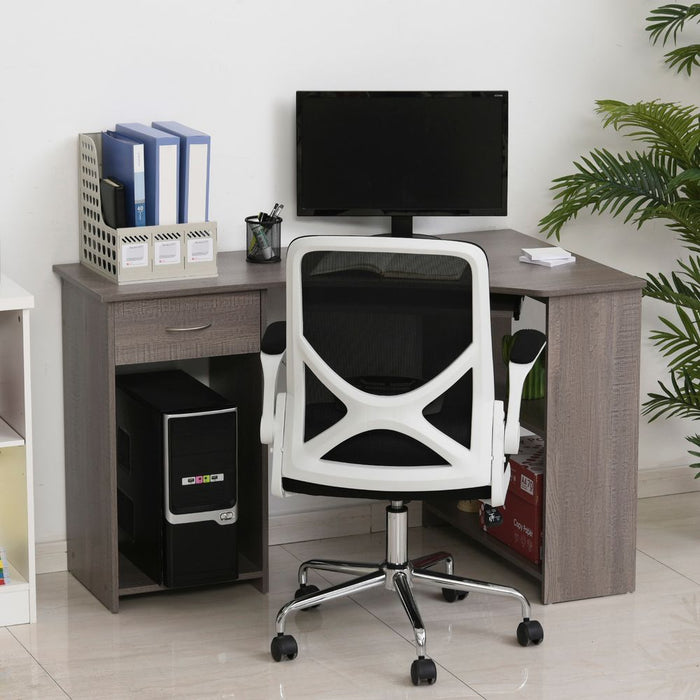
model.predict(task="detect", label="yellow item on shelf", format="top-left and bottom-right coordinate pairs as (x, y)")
top-left (456, 500), bottom-right (481, 513)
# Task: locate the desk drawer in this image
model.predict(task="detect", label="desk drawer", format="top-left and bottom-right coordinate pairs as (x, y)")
top-left (114, 292), bottom-right (260, 365)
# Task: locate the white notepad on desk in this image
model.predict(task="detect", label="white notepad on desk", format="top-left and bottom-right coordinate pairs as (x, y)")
top-left (520, 246), bottom-right (576, 267)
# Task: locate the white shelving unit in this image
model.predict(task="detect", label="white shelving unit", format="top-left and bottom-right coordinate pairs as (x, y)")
top-left (0, 276), bottom-right (35, 626)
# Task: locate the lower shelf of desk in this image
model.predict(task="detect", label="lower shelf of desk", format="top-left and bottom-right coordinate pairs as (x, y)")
top-left (423, 500), bottom-right (543, 583)
top-left (118, 553), bottom-right (264, 597)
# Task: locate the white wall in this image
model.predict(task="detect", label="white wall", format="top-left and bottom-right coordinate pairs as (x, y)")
top-left (2, 0), bottom-right (696, 545)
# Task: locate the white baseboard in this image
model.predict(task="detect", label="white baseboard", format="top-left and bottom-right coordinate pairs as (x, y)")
top-left (269, 501), bottom-right (422, 546)
top-left (638, 464), bottom-right (700, 499)
top-left (35, 540), bottom-right (67, 575)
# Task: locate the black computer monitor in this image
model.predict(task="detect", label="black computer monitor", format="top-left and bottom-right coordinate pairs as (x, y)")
top-left (296, 90), bottom-right (508, 237)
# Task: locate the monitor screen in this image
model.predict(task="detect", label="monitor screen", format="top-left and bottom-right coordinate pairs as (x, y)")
top-left (296, 91), bottom-right (508, 228)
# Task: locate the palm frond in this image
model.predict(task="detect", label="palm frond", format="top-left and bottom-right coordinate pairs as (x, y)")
top-left (646, 4), bottom-right (700, 46)
top-left (645, 257), bottom-right (700, 307)
top-left (646, 259), bottom-right (700, 370)
top-left (649, 306), bottom-right (700, 372)
top-left (685, 434), bottom-right (700, 475)
top-left (644, 201), bottom-right (700, 251)
top-left (595, 100), bottom-right (700, 168)
top-left (664, 43), bottom-right (700, 74)
top-left (667, 168), bottom-right (700, 195)
top-left (539, 149), bottom-right (677, 239)
top-left (642, 368), bottom-right (700, 422)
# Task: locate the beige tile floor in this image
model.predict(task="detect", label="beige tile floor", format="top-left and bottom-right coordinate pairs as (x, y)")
top-left (3, 492), bottom-right (700, 699)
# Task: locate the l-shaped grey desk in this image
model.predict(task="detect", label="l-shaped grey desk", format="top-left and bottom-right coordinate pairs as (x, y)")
top-left (54, 229), bottom-right (645, 610)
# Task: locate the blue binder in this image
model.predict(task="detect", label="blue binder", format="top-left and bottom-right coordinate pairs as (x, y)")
top-left (115, 123), bottom-right (180, 226)
top-left (101, 131), bottom-right (146, 227)
top-left (152, 121), bottom-right (211, 223)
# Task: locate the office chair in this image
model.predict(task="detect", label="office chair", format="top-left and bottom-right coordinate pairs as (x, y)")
top-left (260, 235), bottom-right (546, 685)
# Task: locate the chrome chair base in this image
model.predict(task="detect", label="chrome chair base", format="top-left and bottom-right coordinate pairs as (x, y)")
top-left (271, 501), bottom-right (544, 685)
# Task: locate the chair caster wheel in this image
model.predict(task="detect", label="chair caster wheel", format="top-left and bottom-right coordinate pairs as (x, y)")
top-left (441, 588), bottom-right (468, 603)
top-left (295, 583), bottom-right (321, 609)
top-left (295, 583), bottom-right (320, 598)
top-left (271, 633), bottom-right (298, 661)
top-left (517, 619), bottom-right (544, 646)
top-left (410, 657), bottom-right (437, 685)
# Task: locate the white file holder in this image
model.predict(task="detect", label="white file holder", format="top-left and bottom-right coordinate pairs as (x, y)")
top-left (79, 133), bottom-right (218, 284)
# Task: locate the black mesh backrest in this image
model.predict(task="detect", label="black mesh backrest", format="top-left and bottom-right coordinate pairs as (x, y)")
top-left (299, 248), bottom-right (473, 466)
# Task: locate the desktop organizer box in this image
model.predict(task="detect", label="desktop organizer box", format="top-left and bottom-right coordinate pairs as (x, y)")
top-left (79, 133), bottom-right (218, 284)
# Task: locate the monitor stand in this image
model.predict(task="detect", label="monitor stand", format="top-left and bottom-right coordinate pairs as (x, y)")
top-left (386, 215), bottom-right (435, 239)
top-left (391, 215), bottom-right (414, 238)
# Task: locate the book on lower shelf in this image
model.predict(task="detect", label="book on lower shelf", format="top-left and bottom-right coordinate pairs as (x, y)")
top-left (0, 546), bottom-right (6, 585)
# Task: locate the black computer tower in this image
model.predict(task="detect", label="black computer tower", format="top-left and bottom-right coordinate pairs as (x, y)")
top-left (116, 370), bottom-right (238, 588)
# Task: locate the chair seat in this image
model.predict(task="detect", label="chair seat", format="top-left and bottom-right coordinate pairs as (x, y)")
top-left (291, 399), bottom-right (485, 500)
top-left (281, 476), bottom-right (491, 501)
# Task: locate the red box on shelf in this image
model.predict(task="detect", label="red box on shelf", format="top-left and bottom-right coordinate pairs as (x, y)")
top-left (479, 436), bottom-right (544, 564)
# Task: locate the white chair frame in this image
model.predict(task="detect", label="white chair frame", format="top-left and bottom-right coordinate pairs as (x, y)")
top-left (268, 235), bottom-right (510, 503)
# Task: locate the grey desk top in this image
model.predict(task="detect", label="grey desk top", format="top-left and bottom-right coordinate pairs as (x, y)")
top-left (54, 229), bottom-right (645, 303)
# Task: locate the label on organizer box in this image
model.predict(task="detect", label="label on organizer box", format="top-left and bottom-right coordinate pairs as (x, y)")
top-left (187, 237), bottom-right (214, 263)
top-left (520, 473), bottom-right (535, 497)
top-left (154, 239), bottom-right (181, 266)
top-left (121, 242), bottom-right (149, 268)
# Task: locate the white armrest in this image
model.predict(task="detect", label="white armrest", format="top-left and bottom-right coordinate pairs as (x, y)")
top-left (487, 400), bottom-right (510, 508)
top-left (260, 350), bottom-right (285, 444)
top-left (260, 321), bottom-right (286, 445)
top-left (270, 393), bottom-right (288, 497)
top-left (504, 329), bottom-right (546, 454)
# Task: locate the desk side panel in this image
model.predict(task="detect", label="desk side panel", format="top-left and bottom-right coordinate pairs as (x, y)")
top-left (209, 288), bottom-right (270, 593)
top-left (543, 289), bottom-right (641, 603)
top-left (61, 281), bottom-right (119, 612)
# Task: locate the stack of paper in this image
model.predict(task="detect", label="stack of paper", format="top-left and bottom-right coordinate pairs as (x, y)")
top-left (519, 247), bottom-right (576, 267)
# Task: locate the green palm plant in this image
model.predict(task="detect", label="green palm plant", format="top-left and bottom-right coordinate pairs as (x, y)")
top-left (539, 3), bottom-right (700, 475)
top-left (646, 2), bottom-right (700, 74)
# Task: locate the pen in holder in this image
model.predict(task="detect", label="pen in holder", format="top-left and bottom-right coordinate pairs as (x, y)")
top-left (246, 215), bottom-right (281, 263)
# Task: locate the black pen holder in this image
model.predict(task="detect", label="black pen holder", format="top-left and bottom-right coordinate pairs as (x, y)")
top-left (246, 215), bottom-right (281, 263)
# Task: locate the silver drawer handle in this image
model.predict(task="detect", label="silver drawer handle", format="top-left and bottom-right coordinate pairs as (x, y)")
top-left (165, 323), bottom-right (212, 333)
